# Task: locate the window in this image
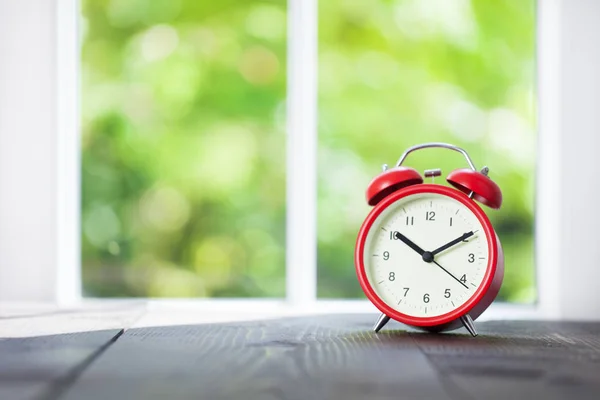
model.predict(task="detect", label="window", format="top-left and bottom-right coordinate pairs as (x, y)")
top-left (317, 0), bottom-right (536, 302)
top-left (81, 0), bottom-right (536, 302)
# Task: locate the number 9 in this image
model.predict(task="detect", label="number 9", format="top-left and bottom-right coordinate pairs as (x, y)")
top-left (383, 251), bottom-right (389, 260)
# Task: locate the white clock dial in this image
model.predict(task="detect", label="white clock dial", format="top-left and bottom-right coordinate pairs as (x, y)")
top-left (363, 192), bottom-right (489, 318)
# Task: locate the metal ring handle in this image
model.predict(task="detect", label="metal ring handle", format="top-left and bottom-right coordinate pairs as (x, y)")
top-left (395, 142), bottom-right (477, 171)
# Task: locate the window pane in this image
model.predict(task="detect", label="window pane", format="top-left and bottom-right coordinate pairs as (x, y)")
top-left (318, 0), bottom-right (536, 302)
top-left (81, 0), bottom-right (287, 297)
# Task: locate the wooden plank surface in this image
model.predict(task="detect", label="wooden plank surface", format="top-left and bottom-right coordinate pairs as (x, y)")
top-left (59, 315), bottom-right (600, 400)
top-left (0, 330), bottom-right (123, 400)
top-left (0, 304), bottom-right (145, 400)
top-left (410, 320), bottom-right (600, 400)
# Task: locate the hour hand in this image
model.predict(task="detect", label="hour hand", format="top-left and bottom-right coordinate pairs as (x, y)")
top-left (394, 231), bottom-right (425, 256)
top-left (431, 231), bottom-right (474, 256)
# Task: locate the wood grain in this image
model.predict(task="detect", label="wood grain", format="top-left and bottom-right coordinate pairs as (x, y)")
top-left (60, 315), bottom-right (600, 400)
top-left (3, 312), bottom-right (599, 400)
top-left (0, 304), bottom-right (144, 400)
top-left (415, 321), bottom-right (600, 400)
top-left (61, 315), bottom-right (449, 400)
top-left (0, 330), bottom-right (123, 400)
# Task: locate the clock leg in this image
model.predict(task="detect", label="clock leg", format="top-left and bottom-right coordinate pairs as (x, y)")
top-left (373, 313), bottom-right (391, 333)
top-left (460, 314), bottom-right (478, 337)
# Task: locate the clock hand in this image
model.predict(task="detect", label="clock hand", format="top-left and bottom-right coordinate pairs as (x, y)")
top-left (432, 260), bottom-right (469, 289)
top-left (431, 231), bottom-right (474, 256)
top-left (394, 231), bottom-right (425, 256)
top-left (394, 231), bottom-right (471, 290)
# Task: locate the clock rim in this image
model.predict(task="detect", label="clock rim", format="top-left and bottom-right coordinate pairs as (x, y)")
top-left (355, 183), bottom-right (499, 327)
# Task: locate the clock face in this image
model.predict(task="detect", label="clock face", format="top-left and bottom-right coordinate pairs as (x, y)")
top-left (361, 189), bottom-right (491, 320)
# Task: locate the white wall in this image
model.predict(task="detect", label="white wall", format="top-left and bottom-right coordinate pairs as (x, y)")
top-left (0, 0), bottom-right (79, 303)
top-left (556, 0), bottom-right (600, 318)
top-left (0, 0), bottom-right (59, 301)
top-left (537, 0), bottom-right (600, 319)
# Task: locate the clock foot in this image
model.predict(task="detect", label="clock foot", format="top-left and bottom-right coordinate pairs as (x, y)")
top-left (373, 313), bottom-right (391, 333)
top-left (460, 314), bottom-right (478, 337)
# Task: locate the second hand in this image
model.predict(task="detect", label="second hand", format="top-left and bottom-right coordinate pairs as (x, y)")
top-left (431, 260), bottom-right (468, 289)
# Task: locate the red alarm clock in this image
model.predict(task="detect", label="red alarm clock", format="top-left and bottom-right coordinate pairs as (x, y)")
top-left (355, 143), bottom-right (504, 336)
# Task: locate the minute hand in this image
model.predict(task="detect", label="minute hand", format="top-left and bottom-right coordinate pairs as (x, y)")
top-left (431, 231), bottom-right (474, 256)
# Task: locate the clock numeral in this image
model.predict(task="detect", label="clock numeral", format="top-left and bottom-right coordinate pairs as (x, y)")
top-left (388, 272), bottom-right (395, 281)
top-left (405, 216), bottom-right (414, 225)
top-left (460, 274), bottom-right (467, 283)
top-left (468, 253), bottom-right (475, 263)
top-left (389, 231), bottom-right (400, 240)
top-left (444, 288), bottom-right (451, 298)
top-left (403, 287), bottom-right (410, 297)
top-left (423, 293), bottom-right (430, 303)
top-left (425, 211), bottom-right (435, 221)
top-left (383, 251), bottom-right (389, 261)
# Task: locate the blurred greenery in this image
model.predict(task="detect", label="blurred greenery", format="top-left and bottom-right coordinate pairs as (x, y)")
top-left (317, 0), bottom-right (536, 302)
top-left (82, 0), bottom-right (535, 302)
top-left (81, 0), bottom-right (287, 297)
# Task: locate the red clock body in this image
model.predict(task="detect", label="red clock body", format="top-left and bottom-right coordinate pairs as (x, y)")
top-left (356, 184), bottom-right (503, 332)
top-left (356, 144), bottom-right (504, 334)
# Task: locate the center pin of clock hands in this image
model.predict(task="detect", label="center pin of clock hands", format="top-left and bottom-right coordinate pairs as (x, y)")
top-left (393, 231), bottom-right (470, 289)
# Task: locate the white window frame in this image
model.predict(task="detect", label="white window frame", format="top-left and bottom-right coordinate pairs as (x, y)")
top-left (1, 0), bottom-right (598, 321)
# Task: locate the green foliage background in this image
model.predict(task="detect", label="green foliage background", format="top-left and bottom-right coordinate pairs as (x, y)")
top-left (82, 0), bottom-right (535, 302)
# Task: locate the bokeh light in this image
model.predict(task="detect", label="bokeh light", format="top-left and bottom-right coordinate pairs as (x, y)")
top-left (82, 0), bottom-right (287, 297)
top-left (317, 0), bottom-right (536, 302)
top-left (83, 0), bottom-right (535, 303)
